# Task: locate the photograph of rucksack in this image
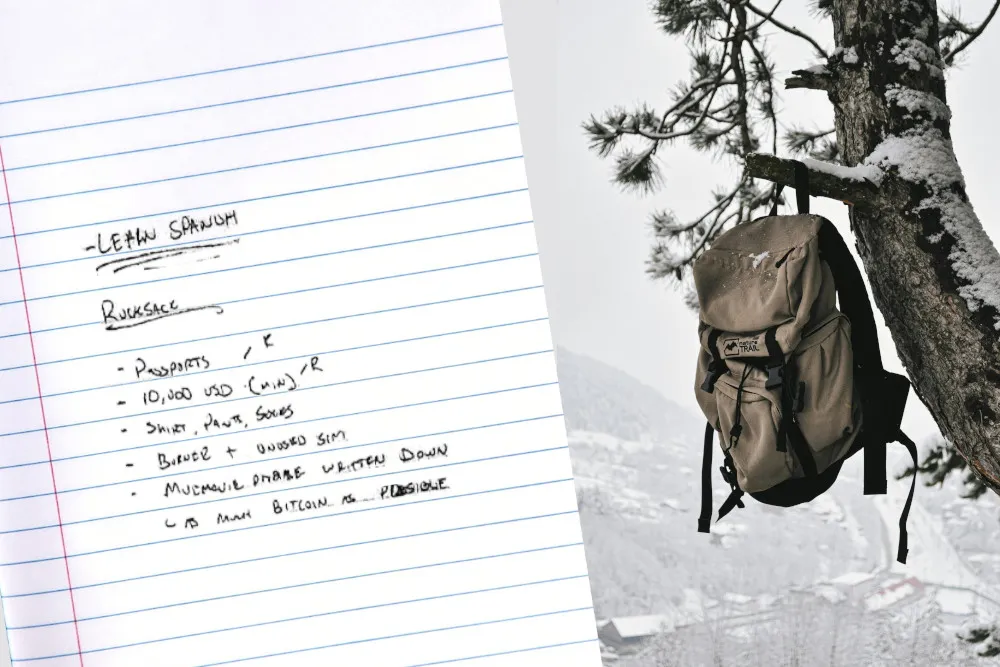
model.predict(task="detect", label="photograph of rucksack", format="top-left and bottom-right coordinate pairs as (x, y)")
top-left (694, 161), bottom-right (920, 564)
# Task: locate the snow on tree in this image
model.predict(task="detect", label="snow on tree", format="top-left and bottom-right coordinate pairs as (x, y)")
top-left (584, 0), bottom-right (1000, 501)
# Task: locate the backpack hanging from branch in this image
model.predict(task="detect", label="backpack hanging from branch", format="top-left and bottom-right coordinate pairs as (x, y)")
top-left (692, 160), bottom-right (919, 564)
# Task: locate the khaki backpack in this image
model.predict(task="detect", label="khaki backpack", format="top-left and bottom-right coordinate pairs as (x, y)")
top-left (693, 161), bottom-right (919, 564)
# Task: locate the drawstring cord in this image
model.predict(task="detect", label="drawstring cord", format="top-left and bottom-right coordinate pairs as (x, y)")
top-left (727, 364), bottom-right (753, 452)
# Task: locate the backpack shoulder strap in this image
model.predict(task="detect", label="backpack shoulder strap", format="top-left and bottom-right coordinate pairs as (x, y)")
top-left (894, 429), bottom-right (919, 564)
top-left (814, 217), bottom-right (888, 495)
top-left (698, 422), bottom-right (714, 533)
top-left (698, 421), bottom-right (746, 534)
top-left (776, 161), bottom-right (911, 497)
top-left (784, 161), bottom-right (917, 564)
top-left (769, 161), bottom-right (810, 216)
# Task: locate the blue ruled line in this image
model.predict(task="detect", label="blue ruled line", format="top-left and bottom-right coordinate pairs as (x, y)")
top-left (14, 576), bottom-right (587, 659)
top-left (0, 24), bottom-right (502, 105)
top-left (0, 444), bottom-right (569, 535)
top-left (0, 187), bottom-right (526, 274)
top-left (0, 478), bottom-right (575, 567)
top-left (7, 543), bottom-right (584, 629)
top-left (4, 123), bottom-right (517, 206)
top-left (1, 91), bottom-right (513, 175)
top-left (0, 57), bottom-right (508, 140)
top-left (13, 605), bottom-right (593, 662)
top-left (0, 317), bottom-right (547, 406)
top-left (401, 639), bottom-right (600, 667)
top-left (0, 154), bottom-right (523, 240)
top-left (0, 254), bottom-right (539, 340)
top-left (0, 221), bottom-right (532, 307)
top-left (3, 510), bottom-right (577, 598)
top-left (0, 284), bottom-right (542, 374)
top-left (188, 608), bottom-right (596, 667)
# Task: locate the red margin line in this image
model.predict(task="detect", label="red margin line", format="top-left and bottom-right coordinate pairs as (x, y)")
top-left (0, 142), bottom-right (85, 664)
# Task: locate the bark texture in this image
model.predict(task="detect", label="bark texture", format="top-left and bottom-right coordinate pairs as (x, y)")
top-left (751, 0), bottom-right (1000, 494)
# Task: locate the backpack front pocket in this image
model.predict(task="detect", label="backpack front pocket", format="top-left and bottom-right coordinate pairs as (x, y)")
top-left (790, 314), bottom-right (863, 471)
top-left (712, 372), bottom-right (793, 493)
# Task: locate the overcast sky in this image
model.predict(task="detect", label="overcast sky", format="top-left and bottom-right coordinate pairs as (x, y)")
top-left (504, 0), bottom-right (1000, 447)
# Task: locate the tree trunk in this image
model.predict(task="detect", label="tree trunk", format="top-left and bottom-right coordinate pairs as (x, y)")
top-left (749, 0), bottom-right (1000, 495)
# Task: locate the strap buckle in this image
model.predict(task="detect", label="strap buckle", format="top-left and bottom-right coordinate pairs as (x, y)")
top-left (700, 361), bottom-right (726, 393)
top-left (716, 455), bottom-right (745, 521)
top-left (719, 458), bottom-right (739, 488)
top-left (764, 363), bottom-right (784, 390)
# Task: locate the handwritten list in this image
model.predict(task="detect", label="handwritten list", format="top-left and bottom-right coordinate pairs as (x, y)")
top-left (0, 1), bottom-right (600, 665)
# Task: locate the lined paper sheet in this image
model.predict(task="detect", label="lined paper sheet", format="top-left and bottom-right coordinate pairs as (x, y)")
top-left (0, 1), bottom-right (600, 665)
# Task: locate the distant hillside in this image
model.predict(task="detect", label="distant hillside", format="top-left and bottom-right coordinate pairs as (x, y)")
top-left (552, 346), bottom-right (1000, 633)
top-left (554, 346), bottom-right (699, 445)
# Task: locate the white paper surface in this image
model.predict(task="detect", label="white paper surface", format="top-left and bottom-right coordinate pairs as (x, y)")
top-left (0, 1), bottom-right (599, 664)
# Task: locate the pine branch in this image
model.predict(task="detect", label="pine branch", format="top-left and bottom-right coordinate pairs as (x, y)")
top-left (745, 0), bottom-right (829, 58)
top-left (745, 0), bottom-right (784, 35)
top-left (586, 0), bottom-right (821, 286)
top-left (652, 0), bottom-right (730, 43)
top-left (896, 438), bottom-right (989, 499)
top-left (941, 0), bottom-right (1000, 65)
top-left (783, 126), bottom-right (835, 154)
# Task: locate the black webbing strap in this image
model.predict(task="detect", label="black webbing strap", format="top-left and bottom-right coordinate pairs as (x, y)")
top-left (699, 422), bottom-right (747, 532)
top-left (768, 326), bottom-right (818, 475)
top-left (769, 183), bottom-right (784, 217)
top-left (793, 161), bottom-right (810, 214)
top-left (894, 430), bottom-right (919, 564)
top-left (717, 452), bottom-right (746, 520)
top-left (700, 327), bottom-right (728, 393)
top-left (718, 489), bottom-right (745, 521)
top-left (768, 161), bottom-right (810, 216)
top-left (816, 221), bottom-right (888, 495)
top-left (698, 422), bottom-right (714, 533)
top-left (762, 327), bottom-right (787, 453)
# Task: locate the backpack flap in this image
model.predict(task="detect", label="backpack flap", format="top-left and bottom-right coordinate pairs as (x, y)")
top-left (693, 214), bottom-right (830, 354)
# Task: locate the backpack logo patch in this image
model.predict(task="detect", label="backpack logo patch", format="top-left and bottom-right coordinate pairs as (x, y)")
top-left (722, 336), bottom-right (762, 357)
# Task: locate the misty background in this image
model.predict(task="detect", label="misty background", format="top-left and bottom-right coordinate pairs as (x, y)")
top-left (503, 0), bottom-right (1000, 664)
top-left (536, 0), bottom-right (1000, 441)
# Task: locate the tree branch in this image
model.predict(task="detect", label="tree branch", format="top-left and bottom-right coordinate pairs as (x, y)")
top-left (747, 0), bottom-right (784, 34)
top-left (942, 0), bottom-right (1000, 65)
top-left (784, 126), bottom-right (835, 154)
top-left (744, 152), bottom-right (879, 206)
top-left (745, 1), bottom-right (830, 58)
top-left (785, 65), bottom-right (833, 91)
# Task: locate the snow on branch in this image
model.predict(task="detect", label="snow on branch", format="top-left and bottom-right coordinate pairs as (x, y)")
top-left (743, 153), bottom-right (880, 205)
top-left (785, 65), bottom-right (833, 91)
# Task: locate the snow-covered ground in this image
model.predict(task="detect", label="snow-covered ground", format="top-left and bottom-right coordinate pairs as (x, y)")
top-left (559, 347), bottom-right (1000, 665)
